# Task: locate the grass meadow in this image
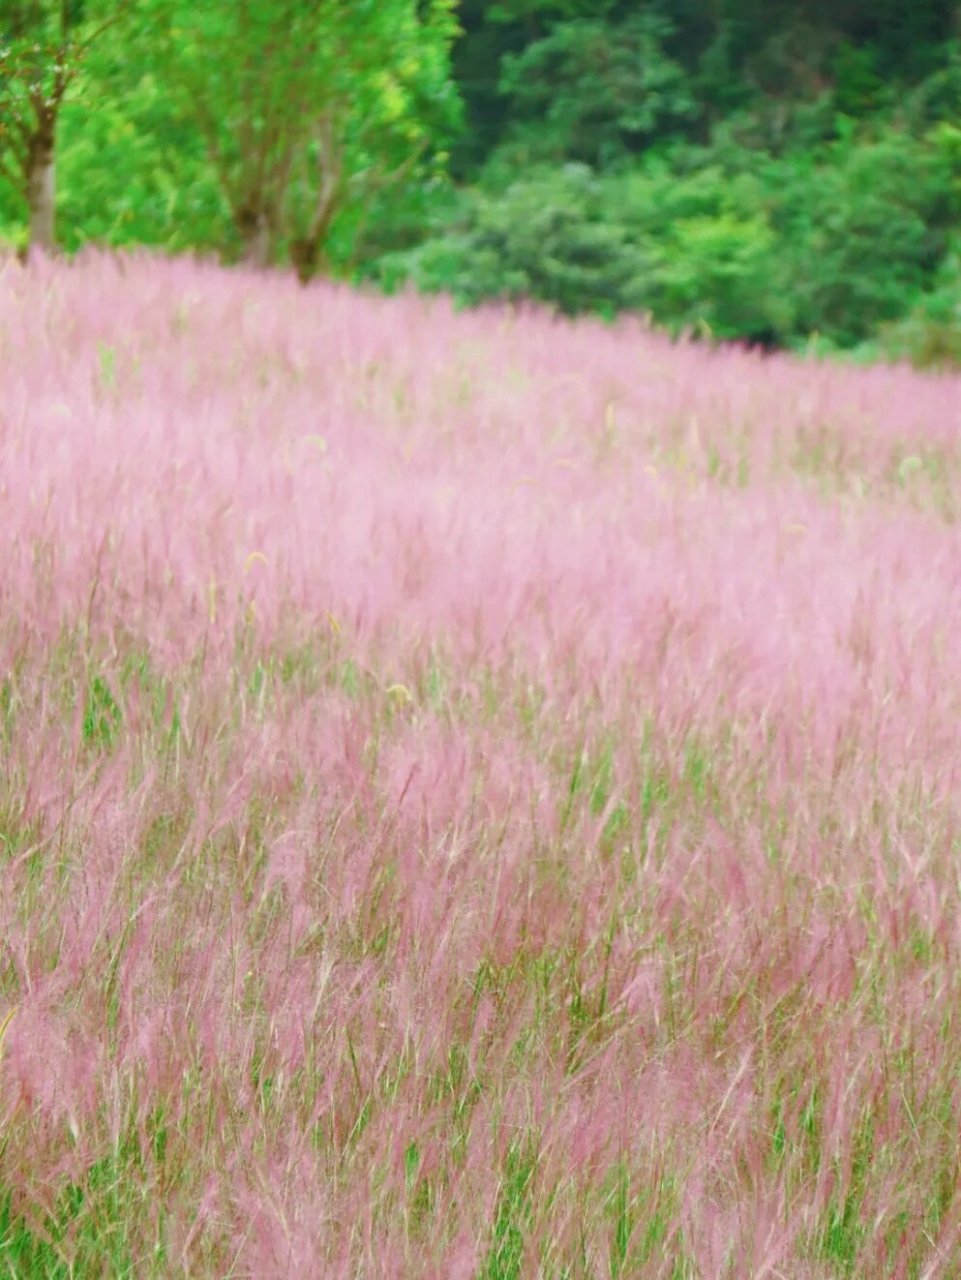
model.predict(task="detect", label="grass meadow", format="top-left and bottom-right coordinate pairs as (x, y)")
top-left (1, 250), bottom-right (961, 1277)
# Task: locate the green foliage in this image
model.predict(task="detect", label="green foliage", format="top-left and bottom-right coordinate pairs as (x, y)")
top-left (612, 160), bottom-right (792, 341)
top-left (903, 44), bottom-right (961, 129)
top-left (832, 44), bottom-right (886, 118)
top-left (385, 101), bottom-right (961, 353)
top-left (1, 0), bottom-right (463, 274)
top-left (480, 1140), bottom-right (537, 1280)
top-left (83, 674), bottom-right (121, 751)
top-left (498, 12), bottom-right (694, 168)
top-left (427, 1), bottom-right (961, 358)
top-left (379, 165), bottom-right (651, 318)
top-left (55, 48), bottom-right (226, 254)
top-left (0, 0), bottom-right (128, 259)
top-left (137, 0), bottom-right (462, 276)
top-left (0, 1169), bottom-right (138, 1278)
top-left (378, 160), bottom-right (791, 342)
top-left (0, 1192), bottom-right (62, 1278)
top-left (778, 128), bottom-right (958, 346)
top-left (874, 245), bottom-right (961, 369)
top-left (2, 0), bottom-right (961, 357)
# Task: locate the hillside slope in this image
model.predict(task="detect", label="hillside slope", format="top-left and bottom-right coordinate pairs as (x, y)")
top-left (0, 251), bottom-right (960, 1275)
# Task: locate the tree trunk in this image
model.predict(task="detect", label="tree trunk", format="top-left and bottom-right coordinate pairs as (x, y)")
top-left (237, 207), bottom-right (272, 269)
top-left (290, 235), bottom-right (326, 285)
top-left (289, 199), bottom-right (338, 285)
top-left (26, 138), bottom-right (57, 257)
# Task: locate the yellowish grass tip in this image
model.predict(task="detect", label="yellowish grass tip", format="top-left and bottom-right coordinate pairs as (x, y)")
top-left (0, 1006), bottom-right (17, 1055)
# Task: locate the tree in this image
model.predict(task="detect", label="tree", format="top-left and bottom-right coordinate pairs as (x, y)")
top-left (498, 11), bottom-right (695, 168)
top-left (0, 0), bottom-right (124, 255)
top-left (150, 0), bottom-right (461, 279)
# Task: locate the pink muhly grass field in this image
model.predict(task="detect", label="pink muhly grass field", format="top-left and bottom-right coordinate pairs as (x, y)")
top-left (1, 248), bottom-right (961, 1277)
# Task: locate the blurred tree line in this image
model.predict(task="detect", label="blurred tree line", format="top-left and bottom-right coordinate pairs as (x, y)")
top-left (1, 0), bottom-right (960, 363)
top-left (0, 0), bottom-right (463, 277)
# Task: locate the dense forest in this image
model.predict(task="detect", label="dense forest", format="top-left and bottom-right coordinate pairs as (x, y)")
top-left (2, 0), bottom-right (960, 363)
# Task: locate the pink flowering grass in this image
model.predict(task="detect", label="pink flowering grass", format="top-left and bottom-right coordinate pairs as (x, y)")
top-left (0, 247), bottom-right (960, 1276)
